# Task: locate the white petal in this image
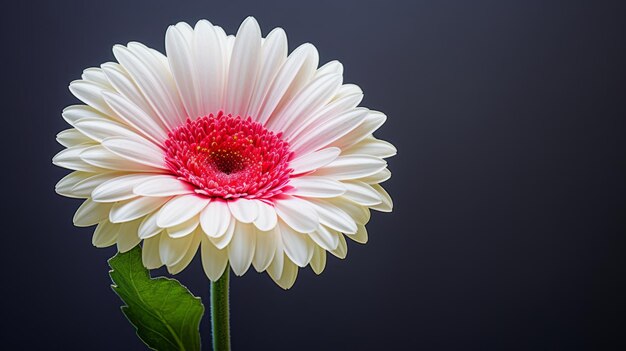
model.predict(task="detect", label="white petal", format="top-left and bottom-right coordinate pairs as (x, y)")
top-left (343, 137), bottom-right (397, 158)
top-left (253, 201), bottom-right (278, 231)
top-left (290, 147), bottom-right (340, 175)
top-left (62, 105), bottom-right (109, 126)
top-left (224, 17), bottom-right (262, 117)
top-left (309, 225), bottom-right (340, 251)
top-left (278, 220), bottom-right (313, 267)
top-left (101, 91), bottom-right (168, 145)
top-left (159, 231), bottom-right (196, 266)
top-left (56, 171), bottom-right (93, 198)
top-left (287, 90), bottom-right (362, 143)
top-left (201, 236), bottom-right (228, 281)
top-left (193, 20), bottom-right (225, 116)
top-left (331, 111), bottom-right (387, 150)
top-left (116, 218), bottom-right (142, 252)
top-left (200, 200), bottom-right (232, 238)
top-left (110, 196), bottom-right (169, 223)
top-left (346, 224), bottom-right (368, 244)
top-left (273, 195), bottom-right (319, 233)
top-left (80, 145), bottom-right (162, 172)
top-left (252, 226), bottom-right (278, 272)
top-left (69, 80), bottom-right (115, 116)
top-left (71, 172), bottom-right (126, 198)
top-left (126, 41), bottom-right (188, 125)
top-left (313, 155), bottom-right (387, 180)
top-left (359, 168), bottom-right (392, 184)
top-left (310, 244), bottom-right (327, 275)
top-left (268, 255), bottom-right (298, 290)
top-left (167, 215), bottom-right (199, 238)
top-left (74, 199), bottom-right (113, 227)
top-left (168, 230), bottom-right (201, 274)
top-left (81, 67), bottom-right (111, 87)
top-left (268, 73), bottom-right (342, 135)
top-left (333, 83), bottom-right (363, 102)
top-left (91, 174), bottom-right (157, 202)
top-left (307, 199), bottom-right (357, 234)
top-left (100, 62), bottom-right (155, 115)
top-left (370, 184), bottom-right (393, 212)
top-left (266, 232), bottom-right (285, 278)
top-left (138, 211), bottom-right (163, 239)
top-left (326, 197), bottom-right (370, 225)
top-left (166, 25), bottom-right (201, 119)
top-left (246, 27), bottom-right (287, 119)
top-left (290, 108), bottom-right (368, 155)
top-left (133, 175), bottom-right (195, 197)
top-left (265, 43), bottom-right (319, 126)
top-left (227, 199), bottom-right (258, 223)
top-left (217, 27), bottom-right (232, 94)
top-left (56, 129), bottom-right (91, 148)
top-left (101, 136), bottom-right (166, 170)
top-left (256, 43), bottom-right (319, 125)
top-left (342, 181), bottom-right (383, 206)
top-left (228, 222), bottom-right (256, 276)
top-left (53, 145), bottom-right (103, 172)
top-left (330, 233), bottom-right (348, 259)
top-left (142, 235), bottom-right (163, 269)
top-left (314, 60), bottom-right (343, 78)
top-left (157, 195), bottom-right (209, 227)
top-left (92, 220), bottom-right (120, 247)
top-left (289, 176), bottom-right (346, 198)
top-left (73, 118), bottom-right (144, 143)
top-left (209, 219), bottom-right (235, 250)
top-left (113, 44), bottom-right (186, 129)
top-left (225, 35), bottom-right (236, 72)
top-left (173, 21), bottom-right (194, 41)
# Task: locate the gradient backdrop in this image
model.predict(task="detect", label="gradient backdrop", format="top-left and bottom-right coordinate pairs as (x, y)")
top-left (2, 0), bottom-right (625, 349)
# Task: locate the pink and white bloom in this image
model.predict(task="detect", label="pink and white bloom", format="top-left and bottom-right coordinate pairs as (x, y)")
top-left (54, 17), bottom-right (394, 289)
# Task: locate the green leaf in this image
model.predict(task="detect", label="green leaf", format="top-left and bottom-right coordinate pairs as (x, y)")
top-left (109, 246), bottom-right (204, 351)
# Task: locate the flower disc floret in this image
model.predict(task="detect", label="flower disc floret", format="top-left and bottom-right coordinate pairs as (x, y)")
top-left (164, 112), bottom-right (293, 199)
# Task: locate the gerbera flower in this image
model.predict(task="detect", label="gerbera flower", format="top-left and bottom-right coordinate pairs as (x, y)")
top-left (54, 17), bottom-right (394, 289)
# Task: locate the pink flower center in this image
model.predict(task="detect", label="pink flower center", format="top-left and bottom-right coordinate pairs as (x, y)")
top-left (164, 112), bottom-right (293, 199)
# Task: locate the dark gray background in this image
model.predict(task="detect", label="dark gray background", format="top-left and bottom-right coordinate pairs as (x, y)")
top-left (1, 0), bottom-right (624, 350)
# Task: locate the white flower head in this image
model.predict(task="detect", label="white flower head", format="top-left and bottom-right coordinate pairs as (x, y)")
top-left (54, 17), bottom-right (395, 289)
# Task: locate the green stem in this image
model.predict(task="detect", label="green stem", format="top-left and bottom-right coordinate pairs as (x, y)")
top-left (211, 266), bottom-right (231, 351)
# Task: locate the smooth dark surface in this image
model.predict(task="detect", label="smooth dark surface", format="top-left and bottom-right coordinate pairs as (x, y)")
top-left (1, 0), bottom-right (624, 350)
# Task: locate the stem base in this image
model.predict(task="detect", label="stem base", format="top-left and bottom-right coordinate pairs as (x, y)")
top-left (211, 266), bottom-right (230, 351)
